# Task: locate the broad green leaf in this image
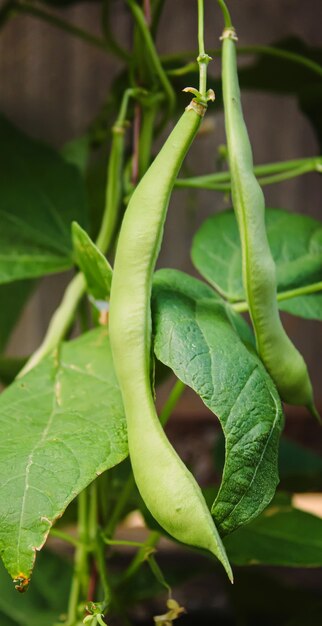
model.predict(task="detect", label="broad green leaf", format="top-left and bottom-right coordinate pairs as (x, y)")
top-left (191, 208), bottom-right (322, 315)
top-left (225, 499), bottom-right (322, 567)
top-left (214, 433), bottom-right (322, 491)
top-left (0, 115), bottom-right (88, 284)
top-left (0, 549), bottom-right (71, 625)
top-left (72, 222), bottom-right (113, 301)
top-left (0, 281), bottom-right (35, 352)
top-left (0, 328), bottom-right (127, 586)
top-left (278, 293), bottom-right (322, 320)
top-left (152, 269), bottom-right (283, 536)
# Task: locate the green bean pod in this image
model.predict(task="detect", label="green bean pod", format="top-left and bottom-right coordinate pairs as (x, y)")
top-left (221, 26), bottom-right (317, 416)
top-left (109, 101), bottom-right (232, 580)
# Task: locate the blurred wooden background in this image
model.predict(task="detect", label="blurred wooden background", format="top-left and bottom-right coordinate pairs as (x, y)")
top-left (0, 0), bottom-right (321, 415)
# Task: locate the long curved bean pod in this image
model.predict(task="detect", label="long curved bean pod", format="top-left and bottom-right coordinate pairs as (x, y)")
top-left (109, 101), bottom-right (232, 580)
top-left (220, 14), bottom-right (317, 416)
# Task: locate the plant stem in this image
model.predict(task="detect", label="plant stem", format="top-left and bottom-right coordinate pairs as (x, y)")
top-left (175, 156), bottom-right (322, 189)
top-left (12, 1), bottom-right (109, 53)
top-left (257, 161), bottom-right (322, 186)
top-left (198, 0), bottom-right (205, 58)
top-left (89, 482), bottom-right (99, 545)
top-left (50, 528), bottom-right (84, 549)
top-left (138, 98), bottom-right (160, 178)
top-left (104, 474), bottom-right (135, 539)
top-left (96, 89), bottom-right (135, 252)
top-left (277, 281), bottom-right (322, 301)
top-left (18, 88), bottom-right (139, 377)
top-left (131, 103), bottom-right (141, 186)
top-left (239, 44), bottom-right (322, 79)
top-left (126, 0), bottom-right (175, 117)
top-left (162, 46), bottom-right (322, 80)
top-left (66, 572), bottom-right (81, 626)
top-left (122, 531), bottom-right (160, 581)
top-left (232, 281), bottom-right (322, 313)
top-left (218, 0), bottom-right (232, 28)
top-left (78, 489), bottom-right (90, 596)
top-left (159, 379), bottom-right (186, 426)
top-left (196, 0), bottom-right (211, 103)
top-left (147, 554), bottom-right (171, 592)
top-left (101, 0), bottom-right (130, 61)
top-left (103, 538), bottom-right (147, 548)
top-left (67, 489), bottom-right (89, 625)
top-left (95, 533), bottom-right (112, 608)
top-left (251, 156), bottom-right (322, 177)
top-left (18, 272), bottom-right (86, 377)
top-left (151, 0), bottom-right (166, 37)
top-left (167, 61), bottom-right (199, 76)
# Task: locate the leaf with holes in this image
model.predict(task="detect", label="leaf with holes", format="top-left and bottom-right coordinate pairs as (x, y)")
top-left (152, 269), bottom-right (284, 536)
top-left (0, 115), bottom-right (88, 284)
top-left (0, 328), bottom-right (127, 588)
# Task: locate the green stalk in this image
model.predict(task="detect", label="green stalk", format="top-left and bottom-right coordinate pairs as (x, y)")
top-left (151, 0), bottom-right (166, 37)
top-left (197, 0), bottom-right (209, 101)
top-left (147, 554), bottom-right (171, 592)
top-left (257, 161), bottom-right (322, 186)
top-left (136, 93), bottom-right (165, 181)
top-left (18, 272), bottom-right (86, 377)
top-left (137, 102), bottom-right (158, 179)
top-left (18, 89), bottom-right (139, 377)
top-left (96, 89), bottom-right (137, 252)
top-left (162, 46), bottom-right (322, 80)
top-left (103, 538), bottom-right (147, 548)
top-left (50, 528), bottom-right (84, 549)
top-left (66, 490), bottom-right (89, 625)
top-left (175, 156), bottom-right (322, 189)
top-left (16, 1), bottom-right (320, 79)
top-left (121, 531), bottom-right (161, 582)
top-left (232, 281), bottom-right (322, 313)
top-left (159, 379), bottom-right (186, 426)
top-left (95, 534), bottom-right (112, 609)
top-left (101, 0), bottom-right (130, 61)
top-left (104, 473), bottom-right (135, 539)
top-left (277, 281), bottom-right (322, 301)
top-left (167, 61), bottom-right (199, 77)
top-left (126, 0), bottom-right (175, 117)
top-left (218, 0), bottom-right (232, 28)
top-left (182, 0), bottom-right (213, 106)
top-left (238, 44), bottom-right (322, 79)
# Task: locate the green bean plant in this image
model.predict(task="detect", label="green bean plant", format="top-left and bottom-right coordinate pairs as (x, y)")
top-left (0, 1), bottom-right (321, 625)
